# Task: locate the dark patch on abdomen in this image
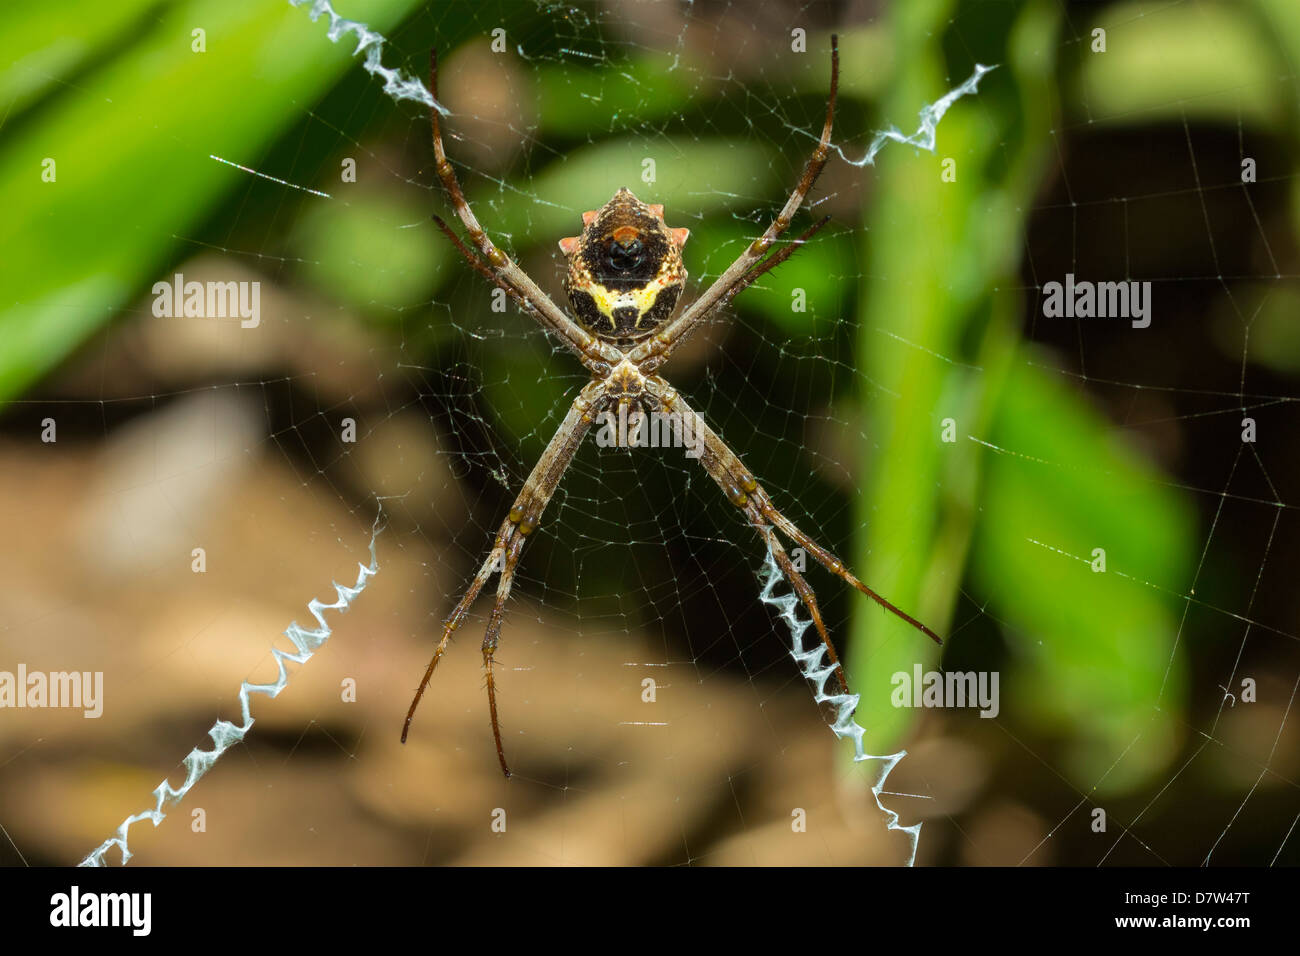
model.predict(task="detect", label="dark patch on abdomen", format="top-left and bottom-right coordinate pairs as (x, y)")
top-left (568, 289), bottom-right (613, 333)
top-left (638, 285), bottom-right (681, 332)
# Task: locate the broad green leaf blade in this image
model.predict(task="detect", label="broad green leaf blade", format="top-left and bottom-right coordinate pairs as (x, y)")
top-left (851, 0), bottom-right (1061, 759)
top-left (1075, 1), bottom-right (1284, 128)
top-left (972, 360), bottom-right (1193, 792)
top-left (0, 0), bottom-right (157, 114)
top-left (0, 0), bottom-right (424, 403)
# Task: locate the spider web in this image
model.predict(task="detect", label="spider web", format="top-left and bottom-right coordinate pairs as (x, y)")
top-left (2, 0), bottom-right (1299, 869)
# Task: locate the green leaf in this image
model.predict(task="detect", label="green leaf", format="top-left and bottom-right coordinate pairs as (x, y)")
top-left (485, 135), bottom-right (775, 245)
top-left (972, 360), bottom-right (1193, 792)
top-left (1075, 1), bottom-right (1285, 128)
top-left (534, 53), bottom-right (699, 137)
top-left (295, 188), bottom-right (446, 313)
top-left (0, 0), bottom-right (157, 113)
top-left (0, 0), bottom-right (425, 403)
top-left (850, 0), bottom-right (1063, 762)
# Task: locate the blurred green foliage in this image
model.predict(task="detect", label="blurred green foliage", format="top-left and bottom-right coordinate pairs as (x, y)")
top-left (297, 188), bottom-right (447, 310)
top-left (851, 0), bottom-right (1292, 796)
top-left (1077, 1), bottom-right (1285, 126)
top-left (0, 0), bottom-right (425, 400)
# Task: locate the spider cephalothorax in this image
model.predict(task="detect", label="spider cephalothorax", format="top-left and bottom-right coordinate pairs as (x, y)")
top-left (558, 186), bottom-right (690, 340)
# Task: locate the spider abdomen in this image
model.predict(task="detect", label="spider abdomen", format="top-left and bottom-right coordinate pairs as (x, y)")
top-left (559, 187), bottom-right (689, 341)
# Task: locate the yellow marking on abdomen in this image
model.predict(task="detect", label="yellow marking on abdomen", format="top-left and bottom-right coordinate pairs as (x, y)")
top-left (590, 274), bottom-right (675, 329)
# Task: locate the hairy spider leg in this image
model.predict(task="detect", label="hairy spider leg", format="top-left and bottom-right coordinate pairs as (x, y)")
top-left (718, 216), bottom-right (832, 312)
top-left (403, 381), bottom-right (607, 776)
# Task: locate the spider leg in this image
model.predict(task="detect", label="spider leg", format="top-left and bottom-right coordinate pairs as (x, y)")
top-left (759, 502), bottom-right (941, 644)
top-left (718, 215), bottom-right (832, 313)
top-left (402, 379), bottom-right (609, 777)
top-left (431, 214), bottom-right (542, 316)
top-left (428, 51), bottom-right (620, 371)
top-left (643, 377), bottom-right (940, 692)
top-left (481, 529), bottom-right (527, 776)
top-left (630, 35), bottom-right (839, 369)
top-left (753, 519), bottom-right (850, 693)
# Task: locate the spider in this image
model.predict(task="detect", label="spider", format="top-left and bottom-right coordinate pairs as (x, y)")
top-left (403, 36), bottom-right (940, 777)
